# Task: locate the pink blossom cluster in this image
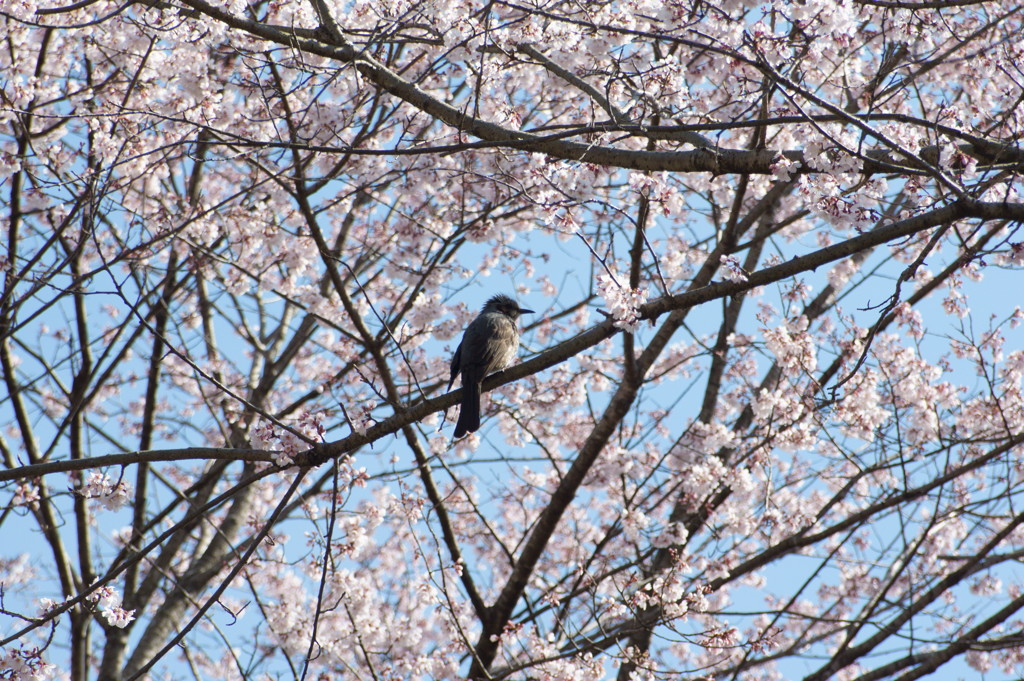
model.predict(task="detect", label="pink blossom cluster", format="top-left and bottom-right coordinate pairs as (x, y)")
top-left (79, 473), bottom-right (133, 512)
top-left (596, 271), bottom-right (649, 331)
top-left (0, 647), bottom-right (55, 681)
top-left (86, 584), bottom-right (136, 629)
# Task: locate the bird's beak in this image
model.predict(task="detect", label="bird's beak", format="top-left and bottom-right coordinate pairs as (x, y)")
top-left (519, 308), bottom-right (535, 315)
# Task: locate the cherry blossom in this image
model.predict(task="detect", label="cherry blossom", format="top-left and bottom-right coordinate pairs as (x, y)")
top-left (2, 0), bottom-right (1024, 680)
top-left (79, 473), bottom-right (133, 512)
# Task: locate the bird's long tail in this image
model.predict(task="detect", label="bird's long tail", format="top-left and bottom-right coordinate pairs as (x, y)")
top-left (454, 381), bottom-right (481, 438)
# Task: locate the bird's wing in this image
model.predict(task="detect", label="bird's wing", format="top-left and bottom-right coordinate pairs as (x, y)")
top-left (447, 339), bottom-right (463, 391)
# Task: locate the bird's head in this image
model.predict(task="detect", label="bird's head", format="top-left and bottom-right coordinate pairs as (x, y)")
top-left (484, 294), bottom-right (534, 319)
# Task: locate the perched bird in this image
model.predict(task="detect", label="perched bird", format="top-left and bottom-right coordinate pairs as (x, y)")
top-left (448, 294), bottom-right (533, 438)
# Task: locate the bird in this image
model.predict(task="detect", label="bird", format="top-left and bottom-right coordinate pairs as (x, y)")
top-left (448, 294), bottom-right (534, 438)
